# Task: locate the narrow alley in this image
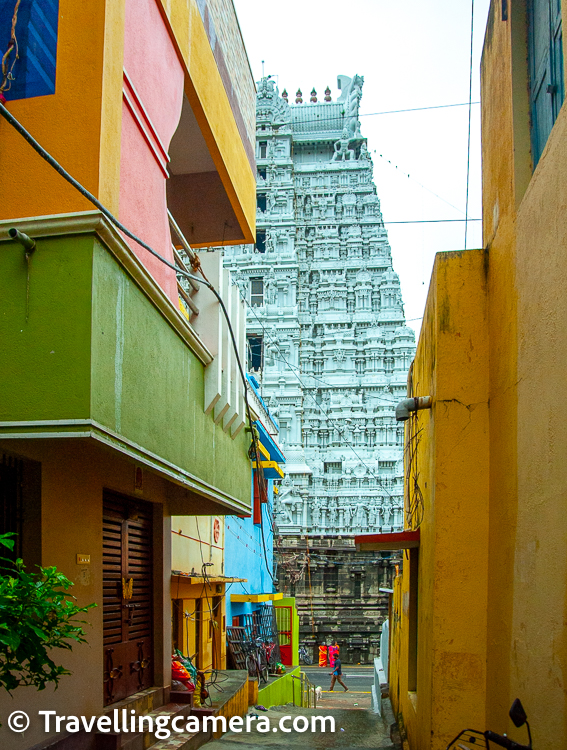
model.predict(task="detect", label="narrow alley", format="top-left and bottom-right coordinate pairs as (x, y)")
top-left (2, 0), bottom-right (567, 748)
top-left (204, 705), bottom-right (394, 750)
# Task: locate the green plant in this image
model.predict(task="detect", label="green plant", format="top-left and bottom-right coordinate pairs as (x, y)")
top-left (0, 532), bottom-right (96, 693)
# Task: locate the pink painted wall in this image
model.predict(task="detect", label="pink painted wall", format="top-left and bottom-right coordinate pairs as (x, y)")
top-left (119, 0), bottom-right (184, 302)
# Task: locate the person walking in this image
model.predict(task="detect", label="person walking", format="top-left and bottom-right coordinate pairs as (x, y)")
top-left (329, 656), bottom-right (348, 692)
top-left (328, 640), bottom-right (339, 669)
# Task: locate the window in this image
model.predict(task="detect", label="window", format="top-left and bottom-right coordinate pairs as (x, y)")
top-left (259, 141), bottom-right (267, 159)
top-left (258, 168), bottom-right (267, 180)
top-left (255, 231), bottom-right (266, 253)
top-left (0, 451), bottom-right (41, 566)
top-left (0, 0), bottom-right (59, 101)
top-left (354, 572), bottom-right (362, 599)
top-left (324, 461), bottom-right (342, 474)
top-left (257, 194), bottom-right (267, 212)
top-left (247, 334), bottom-right (263, 371)
top-left (250, 277), bottom-right (264, 307)
top-left (528, 0), bottom-right (564, 165)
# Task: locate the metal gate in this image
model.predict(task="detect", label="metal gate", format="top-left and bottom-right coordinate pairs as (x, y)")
top-left (226, 604), bottom-right (282, 670)
top-left (103, 493), bottom-right (154, 704)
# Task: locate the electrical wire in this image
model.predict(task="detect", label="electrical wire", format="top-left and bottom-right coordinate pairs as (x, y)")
top-left (0, 99), bottom-right (273, 510)
top-left (464, 0), bottom-right (475, 250)
top-left (0, 100), bottom-right (281, 660)
top-left (262, 100), bottom-right (481, 130)
top-left (375, 152), bottom-right (466, 216)
top-left (384, 218), bottom-right (481, 225)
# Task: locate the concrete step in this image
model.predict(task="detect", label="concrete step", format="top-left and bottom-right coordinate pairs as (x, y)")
top-left (101, 687), bottom-right (166, 720)
top-left (95, 702), bottom-right (196, 750)
top-left (150, 727), bottom-right (211, 750)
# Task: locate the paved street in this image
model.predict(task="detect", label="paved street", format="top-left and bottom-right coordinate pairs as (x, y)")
top-left (205, 704), bottom-right (394, 750)
top-left (203, 664), bottom-right (393, 750)
top-left (301, 666), bottom-right (374, 692)
top-left (300, 666), bottom-right (374, 711)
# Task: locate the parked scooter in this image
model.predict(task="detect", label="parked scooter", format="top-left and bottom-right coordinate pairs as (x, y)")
top-left (446, 699), bottom-right (532, 750)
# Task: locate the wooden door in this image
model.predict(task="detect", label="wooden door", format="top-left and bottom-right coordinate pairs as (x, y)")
top-left (103, 493), bottom-right (154, 704)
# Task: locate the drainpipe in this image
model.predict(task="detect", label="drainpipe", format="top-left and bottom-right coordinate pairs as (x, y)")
top-left (395, 396), bottom-right (432, 422)
top-left (9, 227), bottom-right (36, 253)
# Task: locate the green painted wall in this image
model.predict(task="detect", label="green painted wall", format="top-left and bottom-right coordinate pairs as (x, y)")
top-left (257, 666), bottom-right (300, 708)
top-left (0, 233), bottom-right (251, 507)
top-left (0, 234), bottom-right (93, 421)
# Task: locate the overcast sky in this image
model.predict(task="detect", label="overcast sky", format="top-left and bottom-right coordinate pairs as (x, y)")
top-left (233, 0), bottom-right (491, 338)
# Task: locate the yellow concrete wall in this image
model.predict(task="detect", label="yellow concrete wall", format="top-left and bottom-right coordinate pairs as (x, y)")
top-left (391, 4), bottom-right (567, 747)
top-left (389, 249), bottom-right (490, 750)
top-left (510, 107), bottom-right (567, 750)
top-left (480, 1), bottom-right (523, 730)
top-left (0, 0), bottom-right (124, 219)
top-left (480, 1), bottom-right (567, 743)
top-left (480, 1), bottom-right (567, 742)
top-left (171, 514), bottom-right (227, 671)
top-left (0, 0), bottom-right (255, 243)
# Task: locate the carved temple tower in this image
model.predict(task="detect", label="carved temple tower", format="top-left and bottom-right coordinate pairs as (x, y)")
top-left (222, 75), bottom-right (415, 662)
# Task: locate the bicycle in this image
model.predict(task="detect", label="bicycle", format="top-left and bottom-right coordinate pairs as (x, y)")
top-left (244, 638), bottom-right (269, 684)
top-left (261, 639), bottom-right (278, 672)
top-left (299, 645), bottom-right (312, 665)
top-left (446, 699), bottom-right (532, 750)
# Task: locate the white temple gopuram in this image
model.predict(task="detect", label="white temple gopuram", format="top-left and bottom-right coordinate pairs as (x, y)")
top-left (222, 75), bottom-right (415, 661)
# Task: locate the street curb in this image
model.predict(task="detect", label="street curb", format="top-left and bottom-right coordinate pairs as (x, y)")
top-left (380, 697), bottom-right (402, 750)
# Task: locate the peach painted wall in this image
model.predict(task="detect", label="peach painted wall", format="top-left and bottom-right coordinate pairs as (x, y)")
top-left (119, 0), bottom-right (184, 301)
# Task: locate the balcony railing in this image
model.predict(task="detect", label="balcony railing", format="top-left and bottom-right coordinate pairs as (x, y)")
top-left (169, 210), bottom-right (200, 321)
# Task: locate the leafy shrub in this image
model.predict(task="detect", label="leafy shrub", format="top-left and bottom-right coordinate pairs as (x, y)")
top-left (0, 533), bottom-right (96, 693)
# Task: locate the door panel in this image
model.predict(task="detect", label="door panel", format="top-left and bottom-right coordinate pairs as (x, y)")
top-left (274, 605), bottom-right (293, 665)
top-left (103, 493), bottom-right (154, 704)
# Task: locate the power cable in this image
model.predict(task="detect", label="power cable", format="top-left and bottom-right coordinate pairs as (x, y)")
top-left (0, 99), bottom-right (280, 634)
top-left (264, 101), bottom-right (481, 129)
top-left (0, 99), bottom-right (272, 502)
top-left (374, 153), bottom-right (466, 216)
top-left (384, 218), bottom-right (481, 225)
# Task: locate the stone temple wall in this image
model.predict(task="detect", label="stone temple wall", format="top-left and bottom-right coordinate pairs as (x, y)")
top-left (222, 75), bottom-right (415, 662)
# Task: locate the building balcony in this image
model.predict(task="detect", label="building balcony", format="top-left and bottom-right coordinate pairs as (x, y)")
top-left (0, 212), bottom-right (251, 514)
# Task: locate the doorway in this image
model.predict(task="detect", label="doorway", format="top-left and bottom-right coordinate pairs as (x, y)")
top-left (103, 492), bottom-right (154, 704)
